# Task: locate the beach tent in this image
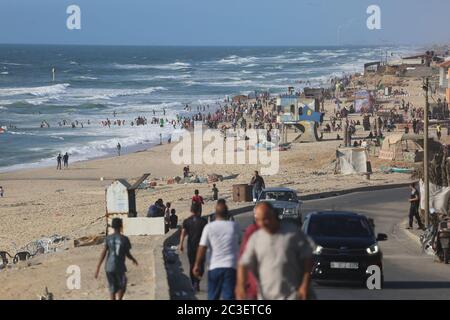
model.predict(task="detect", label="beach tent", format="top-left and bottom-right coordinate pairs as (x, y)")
top-left (335, 147), bottom-right (369, 175)
top-left (378, 133), bottom-right (424, 162)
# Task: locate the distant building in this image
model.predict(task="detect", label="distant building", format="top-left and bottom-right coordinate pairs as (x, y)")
top-left (438, 60), bottom-right (450, 90)
top-left (364, 61), bottom-right (381, 74)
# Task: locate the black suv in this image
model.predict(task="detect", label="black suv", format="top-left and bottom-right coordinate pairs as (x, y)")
top-left (302, 211), bottom-right (387, 285)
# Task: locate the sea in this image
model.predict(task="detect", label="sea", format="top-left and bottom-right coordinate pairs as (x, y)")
top-left (0, 44), bottom-right (419, 172)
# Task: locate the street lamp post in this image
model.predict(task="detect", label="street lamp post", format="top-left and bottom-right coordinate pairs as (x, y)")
top-left (423, 77), bottom-right (430, 227)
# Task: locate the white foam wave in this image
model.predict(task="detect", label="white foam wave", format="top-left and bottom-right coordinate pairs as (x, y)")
top-left (0, 62), bottom-right (28, 66)
top-left (75, 76), bottom-right (98, 80)
top-left (217, 55), bottom-right (257, 65)
top-left (65, 86), bottom-right (167, 101)
top-left (153, 74), bottom-right (191, 80)
top-left (8, 131), bottom-right (39, 136)
top-left (113, 62), bottom-right (191, 70)
top-left (0, 83), bottom-right (70, 98)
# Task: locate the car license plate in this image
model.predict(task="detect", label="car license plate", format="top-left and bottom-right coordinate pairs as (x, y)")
top-left (330, 262), bottom-right (359, 269)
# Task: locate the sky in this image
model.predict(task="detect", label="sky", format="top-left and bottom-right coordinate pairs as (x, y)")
top-left (0, 0), bottom-right (449, 46)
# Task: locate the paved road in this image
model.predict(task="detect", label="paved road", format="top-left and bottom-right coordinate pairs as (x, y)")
top-left (178, 187), bottom-right (450, 300)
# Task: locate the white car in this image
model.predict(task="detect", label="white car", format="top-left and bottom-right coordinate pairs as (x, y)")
top-left (257, 187), bottom-right (303, 225)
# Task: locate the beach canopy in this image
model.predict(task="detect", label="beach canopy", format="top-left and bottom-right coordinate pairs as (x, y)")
top-left (379, 133), bottom-right (423, 161)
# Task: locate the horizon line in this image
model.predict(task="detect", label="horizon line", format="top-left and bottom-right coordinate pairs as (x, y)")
top-left (0, 42), bottom-right (431, 48)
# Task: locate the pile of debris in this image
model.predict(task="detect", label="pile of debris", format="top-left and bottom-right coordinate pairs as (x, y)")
top-left (0, 235), bottom-right (68, 268)
top-left (138, 173), bottom-right (239, 187)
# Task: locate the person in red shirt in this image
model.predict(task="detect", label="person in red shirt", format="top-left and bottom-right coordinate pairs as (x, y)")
top-left (239, 219), bottom-right (260, 299)
top-left (192, 189), bottom-right (204, 215)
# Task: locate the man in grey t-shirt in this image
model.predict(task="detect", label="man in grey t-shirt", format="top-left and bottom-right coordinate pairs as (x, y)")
top-left (236, 201), bottom-right (314, 300)
top-left (95, 218), bottom-right (138, 300)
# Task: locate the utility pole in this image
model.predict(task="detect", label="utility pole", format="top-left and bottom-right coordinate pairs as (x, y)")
top-left (424, 77), bottom-right (430, 227)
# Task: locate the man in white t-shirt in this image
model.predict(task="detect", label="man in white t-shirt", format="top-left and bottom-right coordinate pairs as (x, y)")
top-left (193, 201), bottom-right (240, 300)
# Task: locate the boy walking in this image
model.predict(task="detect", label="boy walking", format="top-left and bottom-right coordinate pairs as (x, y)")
top-left (95, 218), bottom-right (138, 300)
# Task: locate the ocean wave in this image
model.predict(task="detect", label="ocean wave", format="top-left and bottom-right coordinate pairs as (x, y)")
top-left (217, 55), bottom-right (258, 65)
top-left (0, 83), bottom-right (70, 98)
top-left (0, 72), bottom-right (9, 75)
top-left (0, 62), bottom-right (29, 66)
top-left (75, 76), bottom-right (98, 80)
top-left (8, 131), bottom-right (39, 136)
top-left (206, 79), bottom-right (254, 87)
top-left (90, 86), bottom-right (168, 100)
top-left (153, 74), bottom-right (191, 80)
top-left (113, 62), bottom-right (191, 70)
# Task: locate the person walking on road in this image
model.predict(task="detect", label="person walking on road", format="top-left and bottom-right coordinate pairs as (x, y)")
top-left (407, 183), bottom-right (425, 230)
top-left (236, 201), bottom-right (314, 300)
top-left (250, 171), bottom-right (265, 201)
top-left (180, 202), bottom-right (208, 292)
top-left (95, 218), bottom-right (138, 300)
top-left (193, 201), bottom-right (241, 300)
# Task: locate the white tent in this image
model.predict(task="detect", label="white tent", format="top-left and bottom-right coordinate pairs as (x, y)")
top-left (336, 147), bottom-right (369, 175)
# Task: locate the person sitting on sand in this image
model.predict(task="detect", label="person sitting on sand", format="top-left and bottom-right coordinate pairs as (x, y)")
top-left (183, 165), bottom-right (190, 178)
top-left (95, 218), bottom-right (138, 300)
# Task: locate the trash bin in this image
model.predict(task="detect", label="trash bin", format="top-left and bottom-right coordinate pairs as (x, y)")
top-left (233, 184), bottom-right (253, 202)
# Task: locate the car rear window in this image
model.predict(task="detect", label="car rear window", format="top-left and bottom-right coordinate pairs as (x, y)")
top-left (308, 215), bottom-right (372, 238)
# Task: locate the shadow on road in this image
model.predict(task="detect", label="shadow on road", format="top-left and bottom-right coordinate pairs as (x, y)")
top-left (384, 281), bottom-right (450, 289)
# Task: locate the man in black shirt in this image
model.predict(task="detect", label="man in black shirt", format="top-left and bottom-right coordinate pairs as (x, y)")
top-left (408, 183), bottom-right (424, 230)
top-left (250, 171), bottom-right (265, 200)
top-left (180, 202), bottom-right (207, 291)
top-left (56, 153), bottom-right (62, 170)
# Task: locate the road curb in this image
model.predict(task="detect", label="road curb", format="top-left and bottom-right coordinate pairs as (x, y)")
top-left (399, 218), bottom-right (422, 246)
